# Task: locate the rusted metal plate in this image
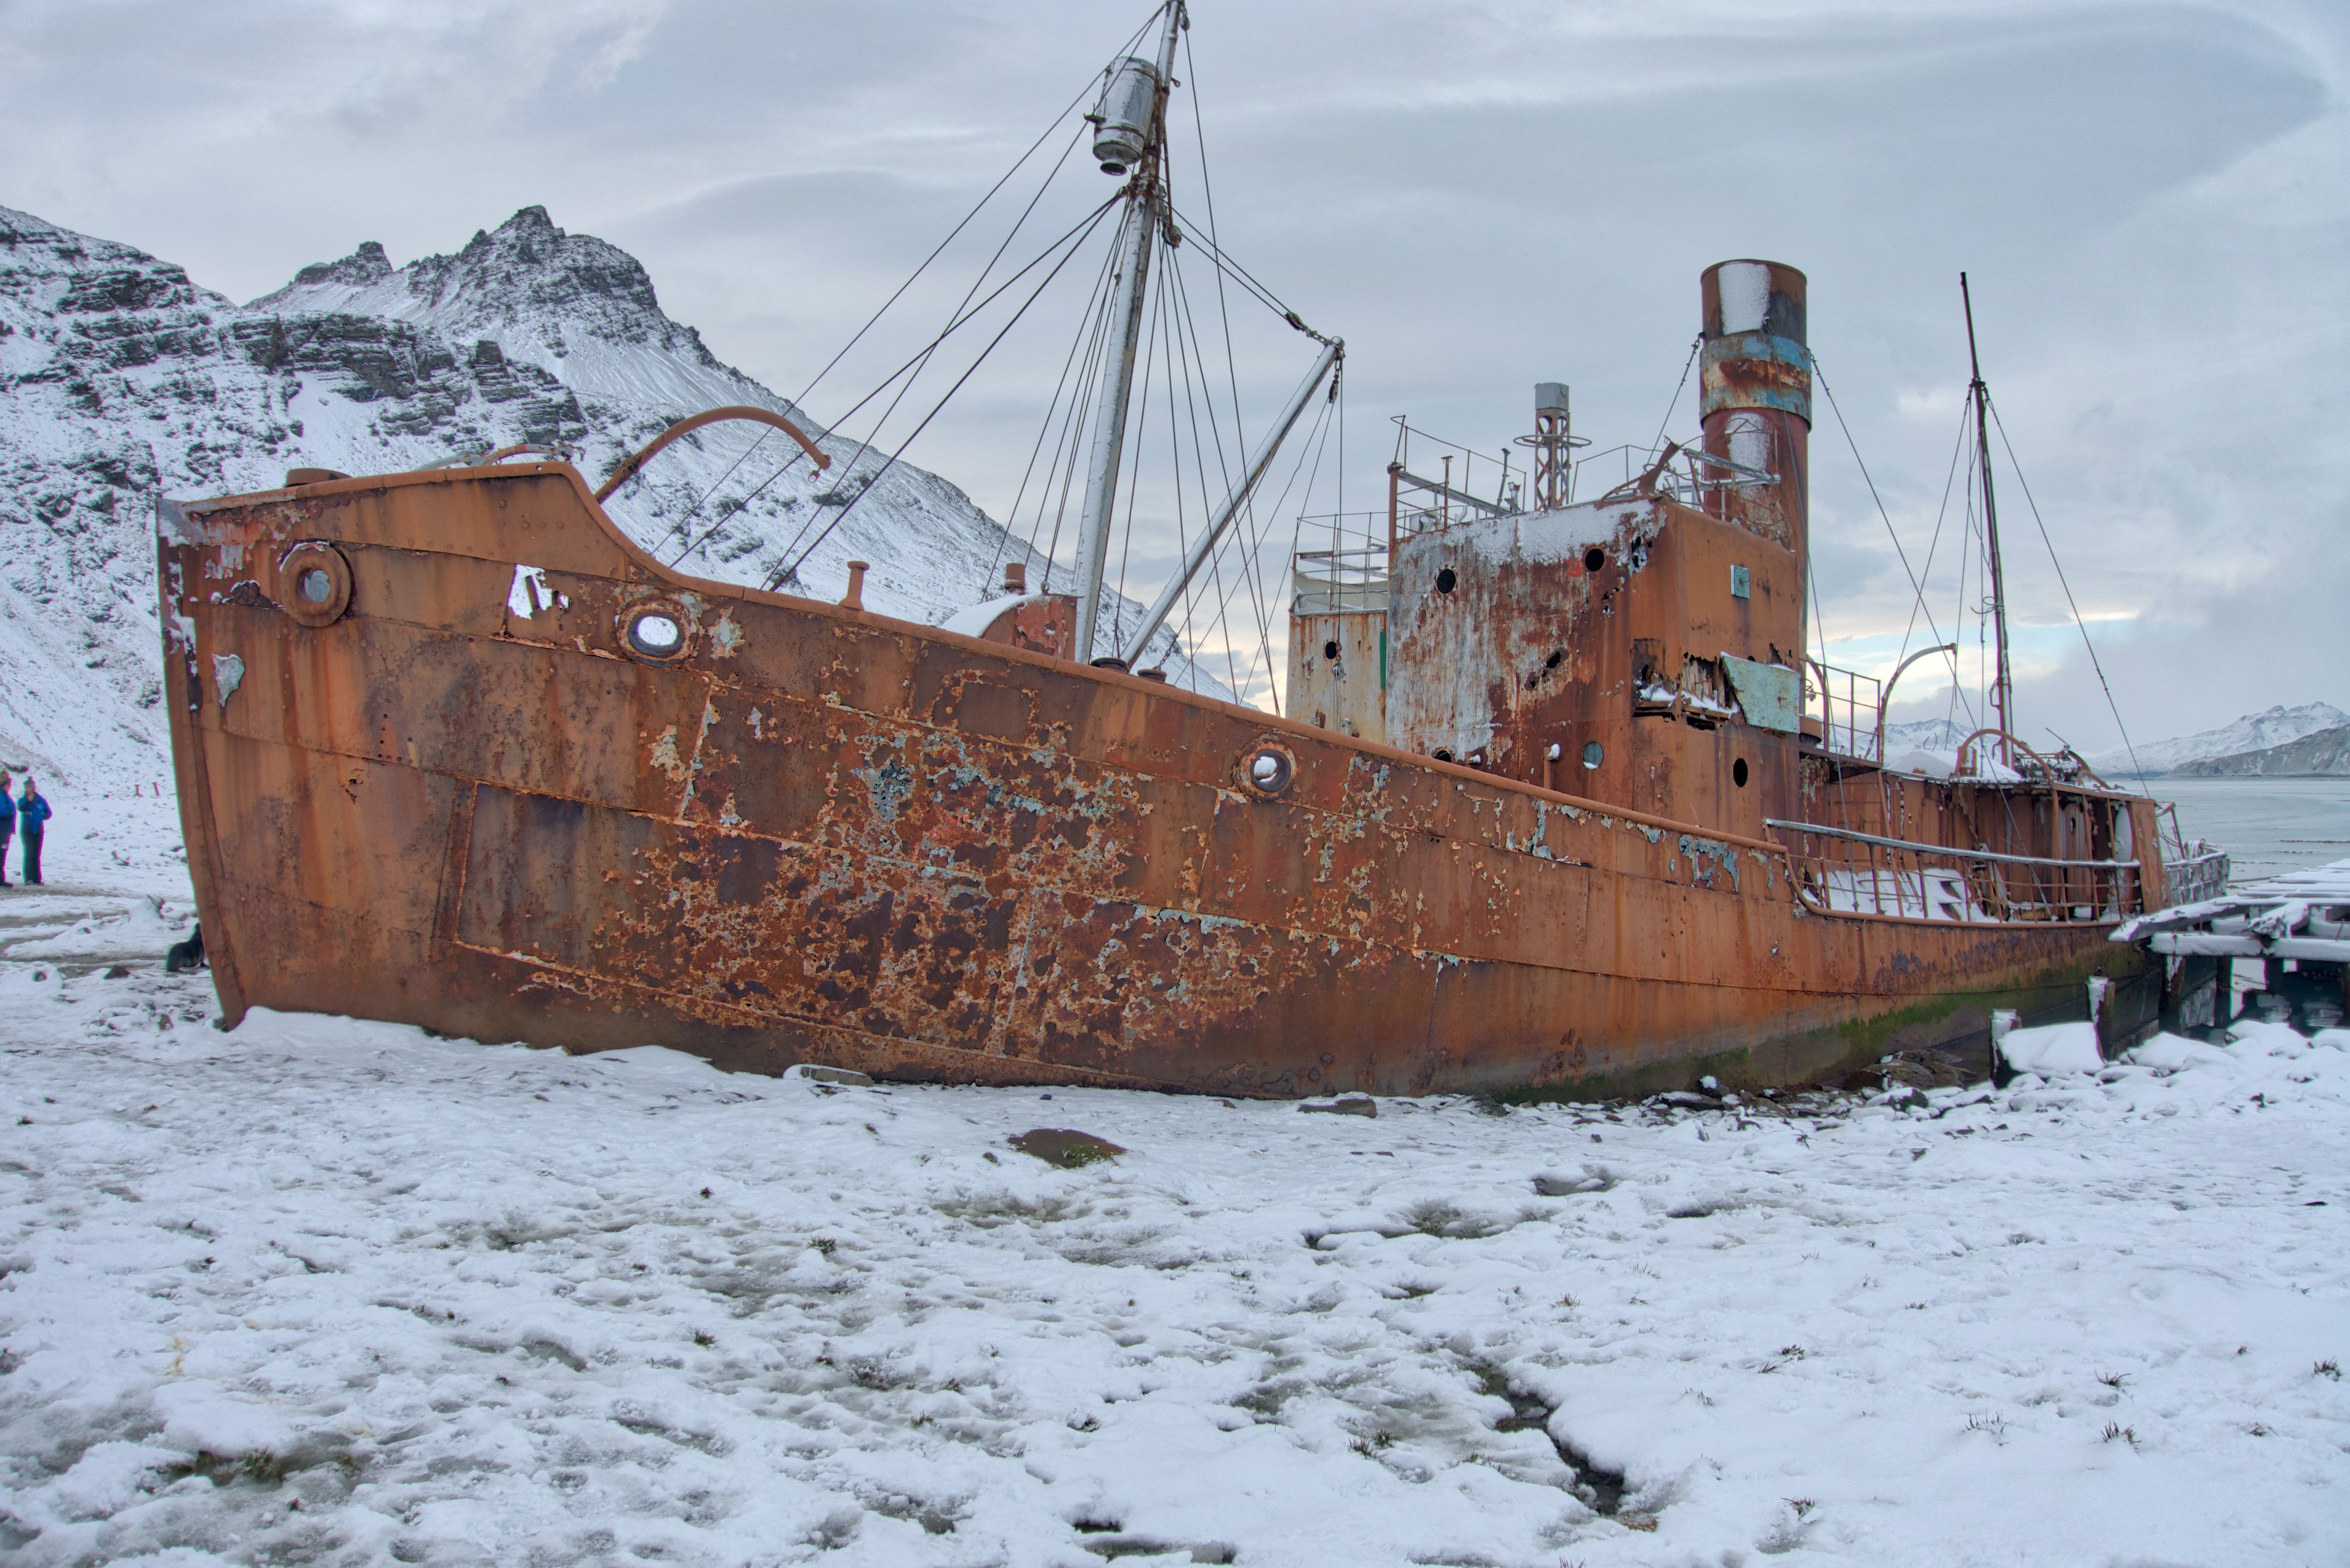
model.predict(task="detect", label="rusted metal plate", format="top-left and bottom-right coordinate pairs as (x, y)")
top-left (161, 458), bottom-right (2163, 1100)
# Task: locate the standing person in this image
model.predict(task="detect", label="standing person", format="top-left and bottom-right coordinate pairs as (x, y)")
top-left (17, 776), bottom-right (50, 887)
top-left (0, 769), bottom-right (12, 888)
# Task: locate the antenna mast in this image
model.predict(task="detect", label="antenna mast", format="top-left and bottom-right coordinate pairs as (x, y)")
top-left (1961, 272), bottom-right (2014, 764)
top-left (1071, 1), bottom-right (1185, 664)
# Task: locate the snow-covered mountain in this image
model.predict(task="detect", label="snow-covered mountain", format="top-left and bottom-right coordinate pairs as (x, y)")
top-left (2087, 702), bottom-right (2349, 778)
top-left (2170, 724), bottom-right (2350, 778)
top-left (1880, 717), bottom-right (1970, 755)
top-left (1842, 708), bottom-right (2350, 780)
top-left (0, 202), bottom-right (1212, 789)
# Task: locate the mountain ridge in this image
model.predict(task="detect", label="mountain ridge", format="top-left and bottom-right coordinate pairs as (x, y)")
top-left (1875, 705), bottom-right (2350, 779)
top-left (2170, 723), bottom-right (2350, 778)
top-left (2087, 701), bottom-right (2347, 777)
top-left (0, 201), bottom-right (1209, 789)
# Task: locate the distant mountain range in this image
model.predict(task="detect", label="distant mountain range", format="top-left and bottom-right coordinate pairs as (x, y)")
top-left (2093, 702), bottom-right (2347, 777)
top-left (0, 202), bottom-right (1212, 787)
top-left (2171, 724), bottom-right (2350, 777)
top-left (1878, 702), bottom-right (2348, 778)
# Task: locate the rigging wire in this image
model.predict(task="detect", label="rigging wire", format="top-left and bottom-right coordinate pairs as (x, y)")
top-left (1177, 28), bottom-right (1273, 699)
top-left (990, 223), bottom-right (1126, 589)
top-left (1208, 381), bottom-right (1331, 708)
top-left (658, 31), bottom-right (1149, 564)
top-left (1988, 399), bottom-right (2153, 788)
top-left (672, 116), bottom-right (1090, 570)
top-left (1164, 240), bottom-right (1249, 693)
top-left (767, 198), bottom-right (1122, 586)
top-left (1159, 207), bottom-right (1312, 328)
top-left (756, 191), bottom-right (1123, 571)
top-left (1897, 394), bottom-right (1988, 742)
top-left (1810, 356), bottom-right (1966, 706)
top-left (1108, 262), bottom-right (1170, 655)
top-left (687, 8), bottom-right (1324, 703)
top-left (1037, 248), bottom-right (1127, 593)
top-left (1175, 66), bottom-right (1312, 708)
top-left (1241, 392), bottom-right (1334, 708)
top-left (790, 115), bottom-right (1098, 551)
top-left (1154, 257), bottom-right (1193, 677)
top-left (1649, 336), bottom-right (1702, 457)
top-left (1165, 245), bottom-right (1248, 697)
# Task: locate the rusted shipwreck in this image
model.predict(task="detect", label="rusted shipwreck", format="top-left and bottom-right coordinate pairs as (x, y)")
top-left (159, 2), bottom-right (2224, 1096)
top-left (157, 247), bottom-right (2220, 1097)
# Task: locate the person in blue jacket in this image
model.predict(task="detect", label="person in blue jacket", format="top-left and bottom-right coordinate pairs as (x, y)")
top-left (0, 769), bottom-right (12, 887)
top-left (17, 777), bottom-right (50, 886)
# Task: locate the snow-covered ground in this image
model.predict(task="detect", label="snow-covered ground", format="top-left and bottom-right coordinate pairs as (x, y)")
top-left (1, 811), bottom-right (2346, 1566)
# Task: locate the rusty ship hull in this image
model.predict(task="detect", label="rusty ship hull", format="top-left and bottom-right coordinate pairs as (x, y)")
top-left (159, 452), bottom-right (2165, 1098)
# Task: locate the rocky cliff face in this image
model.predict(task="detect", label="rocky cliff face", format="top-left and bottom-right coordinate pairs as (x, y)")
top-left (0, 203), bottom-right (1208, 787)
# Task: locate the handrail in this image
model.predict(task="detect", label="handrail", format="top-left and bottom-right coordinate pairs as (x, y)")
top-left (1765, 818), bottom-right (2141, 872)
top-left (1954, 726), bottom-right (2068, 779)
top-left (1391, 464), bottom-right (1510, 519)
top-left (1873, 642), bottom-right (1957, 757)
top-left (1952, 726), bottom-right (2113, 789)
top-left (409, 443), bottom-right (572, 472)
top-left (595, 406), bottom-right (830, 502)
top-left (1806, 656), bottom-right (1883, 761)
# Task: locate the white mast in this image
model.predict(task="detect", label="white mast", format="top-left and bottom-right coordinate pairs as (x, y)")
top-left (1071, 2), bottom-right (1184, 664)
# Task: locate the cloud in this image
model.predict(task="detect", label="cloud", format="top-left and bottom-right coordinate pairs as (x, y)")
top-left (1, 0), bottom-right (2341, 741)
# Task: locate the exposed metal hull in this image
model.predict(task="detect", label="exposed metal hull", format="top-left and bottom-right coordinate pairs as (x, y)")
top-left (161, 463), bottom-right (2156, 1096)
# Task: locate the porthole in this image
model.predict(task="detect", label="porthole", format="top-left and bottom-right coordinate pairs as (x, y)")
top-left (1583, 547), bottom-right (1606, 573)
top-left (1323, 640), bottom-right (1340, 661)
top-left (1435, 567), bottom-right (1457, 595)
top-left (621, 601), bottom-right (694, 663)
top-left (276, 543), bottom-right (351, 629)
top-left (1238, 740), bottom-right (1296, 800)
top-left (1733, 757), bottom-right (1750, 788)
top-left (630, 613), bottom-right (685, 657)
top-left (1432, 748), bottom-right (1455, 763)
top-left (1582, 741), bottom-right (1603, 770)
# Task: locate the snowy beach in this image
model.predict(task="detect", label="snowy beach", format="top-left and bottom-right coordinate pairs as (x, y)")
top-left (1, 812), bottom-right (2344, 1566)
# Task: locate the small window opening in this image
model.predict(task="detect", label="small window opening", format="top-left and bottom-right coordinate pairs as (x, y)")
top-left (1583, 547), bottom-right (1605, 573)
top-left (1733, 757), bottom-right (1750, 788)
top-left (1432, 748), bottom-right (1455, 763)
top-left (1435, 567), bottom-right (1458, 595)
top-left (1582, 741), bottom-right (1603, 770)
top-left (298, 568), bottom-right (333, 604)
top-left (1323, 640), bottom-right (1340, 661)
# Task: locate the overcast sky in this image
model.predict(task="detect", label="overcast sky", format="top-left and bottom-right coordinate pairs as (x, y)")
top-left (5, 0), bottom-right (2342, 749)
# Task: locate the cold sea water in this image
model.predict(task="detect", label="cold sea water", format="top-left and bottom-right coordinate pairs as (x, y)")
top-left (2149, 774), bottom-right (2350, 884)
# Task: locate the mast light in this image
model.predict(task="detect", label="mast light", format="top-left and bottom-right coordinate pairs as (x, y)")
top-left (1090, 56), bottom-right (1162, 174)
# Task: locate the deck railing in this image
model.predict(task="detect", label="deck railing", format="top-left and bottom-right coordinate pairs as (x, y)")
top-left (1293, 545), bottom-right (1391, 614)
top-left (1805, 660), bottom-right (1885, 762)
top-left (1767, 819), bottom-right (2146, 924)
top-left (2163, 847), bottom-right (2231, 907)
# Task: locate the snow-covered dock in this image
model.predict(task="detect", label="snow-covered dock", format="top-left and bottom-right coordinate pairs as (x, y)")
top-left (2115, 855), bottom-right (2350, 963)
